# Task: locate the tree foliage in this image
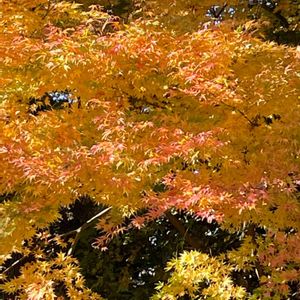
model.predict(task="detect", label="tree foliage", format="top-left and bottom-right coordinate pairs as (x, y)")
top-left (0, 0), bottom-right (299, 299)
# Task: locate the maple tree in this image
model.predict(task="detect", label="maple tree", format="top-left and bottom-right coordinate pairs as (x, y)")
top-left (0, 0), bottom-right (300, 299)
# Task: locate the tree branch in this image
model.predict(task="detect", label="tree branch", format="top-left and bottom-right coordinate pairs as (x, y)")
top-left (246, 223), bottom-right (264, 280)
top-left (221, 101), bottom-right (258, 127)
top-left (1, 255), bottom-right (29, 275)
top-left (165, 212), bottom-right (204, 250)
top-left (261, 4), bottom-right (289, 28)
top-left (210, 2), bottom-right (228, 19)
top-left (1, 207), bottom-right (112, 276)
top-left (66, 206), bottom-right (112, 255)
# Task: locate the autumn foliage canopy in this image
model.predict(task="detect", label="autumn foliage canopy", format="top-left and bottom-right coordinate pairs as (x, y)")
top-left (0, 0), bottom-right (299, 299)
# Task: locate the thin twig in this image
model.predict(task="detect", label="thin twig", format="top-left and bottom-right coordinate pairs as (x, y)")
top-left (1, 255), bottom-right (28, 275)
top-left (221, 101), bottom-right (258, 127)
top-left (246, 223), bottom-right (264, 279)
top-left (2, 207), bottom-right (112, 275)
top-left (67, 206), bottom-right (112, 255)
top-left (42, 0), bottom-right (55, 20)
top-left (210, 2), bottom-right (228, 19)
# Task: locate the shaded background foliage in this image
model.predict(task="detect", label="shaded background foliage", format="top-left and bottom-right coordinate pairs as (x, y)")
top-left (53, 196), bottom-right (248, 299)
top-left (76, 0), bottom-right (299, 44)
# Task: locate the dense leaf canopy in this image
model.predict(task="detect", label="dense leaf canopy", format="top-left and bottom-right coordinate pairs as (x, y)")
top-left (0, 0), bottom-right (299, 299)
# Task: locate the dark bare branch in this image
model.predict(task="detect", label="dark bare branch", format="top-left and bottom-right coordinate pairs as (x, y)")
top-left (165, 212), bottom-right (204, 250)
